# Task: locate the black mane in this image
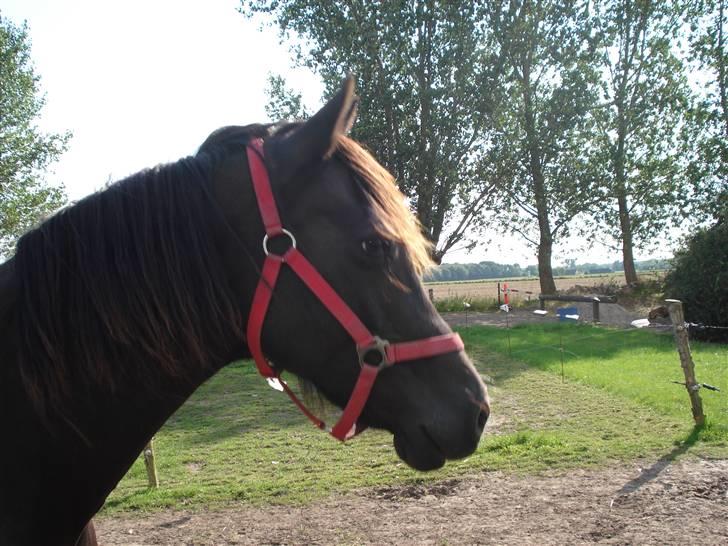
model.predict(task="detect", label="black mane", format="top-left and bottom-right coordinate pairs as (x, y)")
top-left (14, 146), bottom-right (247, 418)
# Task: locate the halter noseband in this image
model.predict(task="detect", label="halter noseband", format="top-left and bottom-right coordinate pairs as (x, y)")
top-left (245, 138), bottom-right (464, 441)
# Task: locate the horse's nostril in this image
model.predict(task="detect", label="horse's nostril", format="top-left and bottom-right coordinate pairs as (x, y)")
top-left (477, 408), bottom-right (489, 431)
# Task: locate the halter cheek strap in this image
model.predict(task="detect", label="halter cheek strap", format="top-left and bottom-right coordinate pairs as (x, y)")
top-left (245, 138), bottom-right (464, 441)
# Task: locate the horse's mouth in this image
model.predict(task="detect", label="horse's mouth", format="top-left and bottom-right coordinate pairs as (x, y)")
top-left (393, 426), bottom-right (448, 471)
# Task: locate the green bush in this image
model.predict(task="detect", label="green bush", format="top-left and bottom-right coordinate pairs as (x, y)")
top-left (664, 219), bottom-right (728, 330)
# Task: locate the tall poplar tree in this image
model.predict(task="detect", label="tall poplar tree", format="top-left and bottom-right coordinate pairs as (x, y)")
top-left (589, 0), bottom-right (691, 285)
top-left (483, 0), bottom-right (600, 293)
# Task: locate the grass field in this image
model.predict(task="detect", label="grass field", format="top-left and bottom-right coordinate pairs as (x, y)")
top-left (103, 322), bottom-right (728, 514)
top-left (461, 323), bottom-right (728, 442)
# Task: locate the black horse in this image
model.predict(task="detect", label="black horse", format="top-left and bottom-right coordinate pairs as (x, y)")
top-left (0, 78), bottom-right (488, 546)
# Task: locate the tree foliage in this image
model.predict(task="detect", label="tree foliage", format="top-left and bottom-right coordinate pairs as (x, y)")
top-left (242, 0), bottom-right (502, 262)
top-left (264, 73), bottom-right (308, 121)
top-left (0, 13), bottom-right (69, 257)
top-left (684, 0), bottom-right (728, 220)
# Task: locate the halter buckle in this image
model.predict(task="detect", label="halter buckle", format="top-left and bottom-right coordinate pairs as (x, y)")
top-left (263, 228), bottom-right (297, 257)
top-left (357, 336), bottom-right (391, 369)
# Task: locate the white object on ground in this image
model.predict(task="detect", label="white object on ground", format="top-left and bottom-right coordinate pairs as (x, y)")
top-left (631, 318), bottom-right (651, 328)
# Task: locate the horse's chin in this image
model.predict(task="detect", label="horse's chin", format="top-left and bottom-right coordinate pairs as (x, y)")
top-left (393, 428), bottom-right (447, 471)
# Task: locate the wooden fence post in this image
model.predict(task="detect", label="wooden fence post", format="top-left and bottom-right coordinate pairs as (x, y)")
top-left (665, 299), bottom-right (705, 426)
top-left (143, 439), bottom-right (159, 488)
top-left (592, 297), bottom-right (600, 323)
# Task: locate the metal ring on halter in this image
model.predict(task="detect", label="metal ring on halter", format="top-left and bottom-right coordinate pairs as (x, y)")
top-left (357, 336), bottom-right (391, 369)
top-left (263, 229), bottom-right (297, 257)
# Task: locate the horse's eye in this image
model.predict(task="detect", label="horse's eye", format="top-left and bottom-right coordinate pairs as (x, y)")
top-left (361, 237), bottom-right (390, 257)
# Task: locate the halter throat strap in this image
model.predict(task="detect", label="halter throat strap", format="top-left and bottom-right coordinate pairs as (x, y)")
top-left (244, 138), bottom-right (464, 441)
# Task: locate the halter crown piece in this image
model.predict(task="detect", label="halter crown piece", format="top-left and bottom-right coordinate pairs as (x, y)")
top-left (245, 139), bottom-right (465, 441)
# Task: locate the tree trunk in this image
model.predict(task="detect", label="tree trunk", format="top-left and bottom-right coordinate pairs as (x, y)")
top-left (538, 231), bottom-right (557, 294)
top-left (522, 48), bottom-right (557, 295)
top-left (613, 37), bottom-right (638, 286)
top-left (414, 0), bottom-right (436, 242)
top-left (614, 102), bottom-right (638, 285)
top-left (718, 0), bottom-right (727, 139)
top-left (617, 190), bottom-right (638, 285)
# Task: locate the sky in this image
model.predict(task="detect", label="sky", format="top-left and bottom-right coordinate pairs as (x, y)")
top-left (2, 0), bottom-right (671, 266)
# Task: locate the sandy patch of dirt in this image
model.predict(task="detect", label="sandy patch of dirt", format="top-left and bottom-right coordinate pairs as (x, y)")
top-left (97, 457), bottom-right (728, 545)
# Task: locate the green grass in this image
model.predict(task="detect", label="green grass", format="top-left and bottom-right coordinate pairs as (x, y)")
top-left (460, 323), bottom-right (728, 445)
top-left (102, 324), bottom-right (728, 514)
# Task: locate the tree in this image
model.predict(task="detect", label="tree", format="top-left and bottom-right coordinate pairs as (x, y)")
top-left (483, 0), bottom-right (601, 294)
top-left (0, 13), bottom-right (69, 257)
top-left (587, 0), bottom-right (692, 286)
top-left (241, 1), bottom-right (502, 262)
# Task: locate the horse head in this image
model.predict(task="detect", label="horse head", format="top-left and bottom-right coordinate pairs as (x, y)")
top-left (204, 77), bottom-right (489, 470)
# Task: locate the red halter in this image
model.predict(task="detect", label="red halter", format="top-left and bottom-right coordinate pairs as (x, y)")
top-left (245, 139), bottom-right (464, 441)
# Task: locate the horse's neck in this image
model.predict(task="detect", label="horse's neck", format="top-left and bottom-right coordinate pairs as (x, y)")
top-left (0, 261), bottom-right (224, 545)
top-left (0, 357), bottom-right (219, 545)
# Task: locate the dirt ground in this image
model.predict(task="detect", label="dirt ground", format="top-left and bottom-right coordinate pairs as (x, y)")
top-left (97, 457), bottom-right (728, 545)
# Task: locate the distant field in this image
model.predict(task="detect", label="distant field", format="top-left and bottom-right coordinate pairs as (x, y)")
top-left (425, 272), bottom-right (663, 303)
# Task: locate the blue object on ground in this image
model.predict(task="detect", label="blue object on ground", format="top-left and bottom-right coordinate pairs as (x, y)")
top-left (556, 307), bottom-right (578, 321)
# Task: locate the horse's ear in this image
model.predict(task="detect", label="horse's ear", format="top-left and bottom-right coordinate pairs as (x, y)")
top-left (270, 76), bottom-right (358, 180)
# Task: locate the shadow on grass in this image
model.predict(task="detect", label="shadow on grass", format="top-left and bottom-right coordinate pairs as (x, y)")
top-left (159, 362), bottom-right (314, 447)
top-left (102, 489), bottom-right (157, 511)
top-left (458, 322), bottom-right (677, 378)
top-left (167, 402), bottom-right (315, 448)
top-left (615, 425), bottom-right (704, 496)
